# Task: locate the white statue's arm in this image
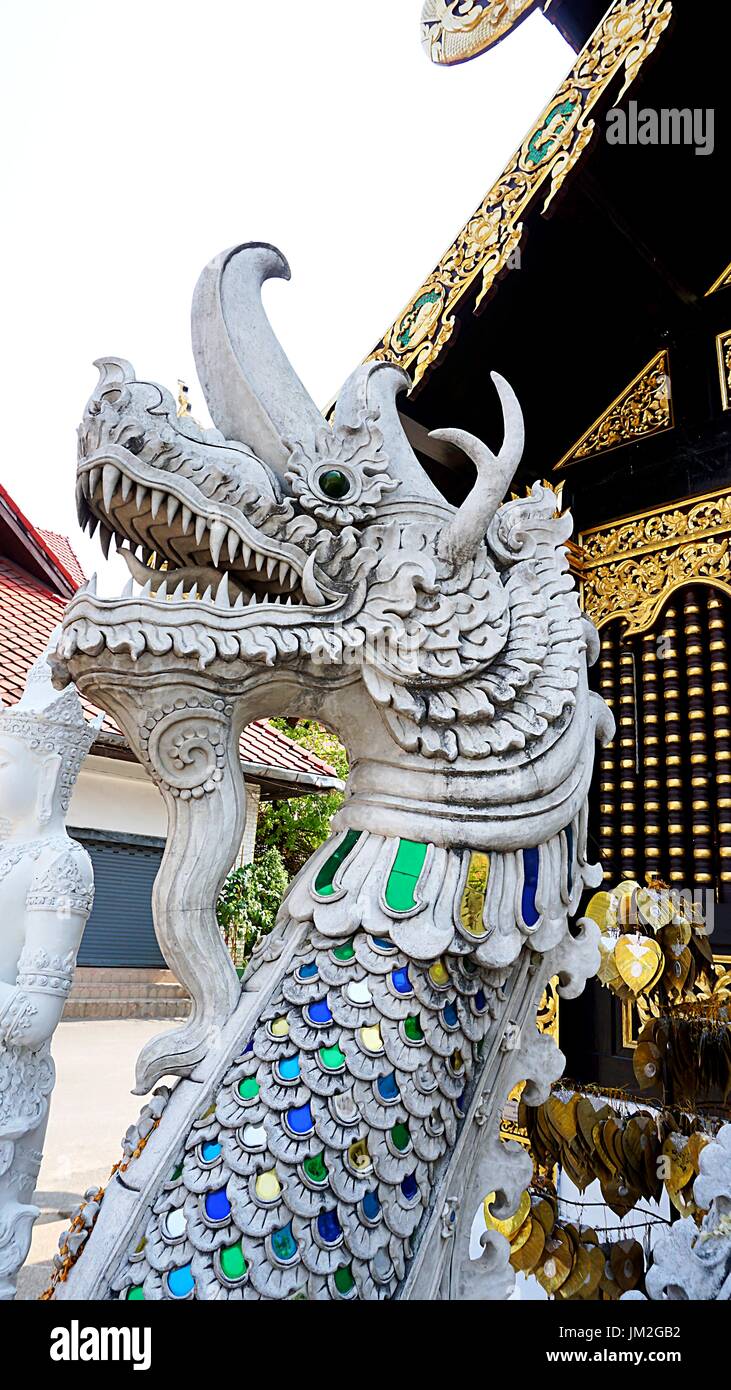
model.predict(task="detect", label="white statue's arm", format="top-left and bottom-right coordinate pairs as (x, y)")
top-left (0, 845), bottom-right (94, 1049)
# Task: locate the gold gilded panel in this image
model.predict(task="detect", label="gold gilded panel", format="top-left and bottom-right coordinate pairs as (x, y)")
top-left (716, 329), bottom-right (731, 411)
top-left (555, 350), bottom-right (673, 470)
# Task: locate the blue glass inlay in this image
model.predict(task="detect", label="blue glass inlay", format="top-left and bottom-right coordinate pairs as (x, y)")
top-left (372, 937), bottom-right (394, 951)
top-left (390, 966), bottom-right (412, 996)
top-left (297, 961), bottom-right (319, 980)
top-left (475, 989), bottom-right (487, 1012)
top-left (362, 1189), bottom-right (381, 1222)
top-left (201, 1141), bottom-right (222, 1163)
top-left (277, 1055), bottom-right (301, 1082)
top-left (205, 1187), bottom-right (231, 1222)
top-left (287, 1102), bottom-right (314, 1136)
top-left (565, 825), bottom-right (574, 894)
top-left (377, 1072), bottom-right (400, 1102)
top-left (521, 847), bottom-right (540, 927)
top-left (317, 1208), bottom-right (342, 1245)
top-left (457, 1090), bottom-right (467, 1115)
top-left (243, 1037), bottom-right (254, 1055)
top-left (306, 998), bottom-right (333, 1026)
top-left (401, 1172), bottom-right (419, 1202)
top-left (167, 1263), bottom-right (194, 1298)
top-left (443, 1001), bottom-right (459, 1028)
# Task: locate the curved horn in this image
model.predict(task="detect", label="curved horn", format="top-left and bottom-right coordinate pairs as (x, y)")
top-left (191, 243), bottom-right (326, 475)
top-left (434, 371), bottom-right (524, 566)
top-left (334, 361), bottom-right (443, 504)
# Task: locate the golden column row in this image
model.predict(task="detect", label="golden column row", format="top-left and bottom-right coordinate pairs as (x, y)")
top-left (618, 645), bottom-right (638, 880)
top-left (708, 591), bottom-right (731, 891)
top-left (596, 625), bottom-right (618, 883)
top-left (684, 589), bottom-right (714, 886)
top-left (640, 629), bottom-right (664, 877)
top-left (659, 604), bottom-right (686, 886)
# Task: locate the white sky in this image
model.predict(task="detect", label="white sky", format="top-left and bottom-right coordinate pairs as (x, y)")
top-left (1, 1), bottom-right (571, 581)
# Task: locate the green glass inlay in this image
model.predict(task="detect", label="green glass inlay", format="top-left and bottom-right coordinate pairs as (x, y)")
top-left (332, 941), bottom-right (355, 962)
top-left (127, 1286), bottom-right (145, 1301)
top-left (318, 469), bottom-right (351, 500)
top-left (404, 1014), bottom-right (423, 1043)
top-left (303, 1151), bottom-right (329, 1184)
top-left (384, 840), bottom-right (428, 912)
top-left (334, 1264), bottom-right (355, 1295)
top-left (391, 1122), bottom-right (410, 1153)
top-left (238, 1077), bottom-right (260, 1100)
top-left (220, 1240), bottom-right (247, 1281)
top-left (170, 1163), bottom-right (183, 1182)
top-left (314, 831), bottom-right (362, 897)
top-left (319, 1043), bottom-right (346, 1072)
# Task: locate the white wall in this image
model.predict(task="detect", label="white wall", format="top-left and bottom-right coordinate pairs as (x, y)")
top-left (69, 754), bottom-right (167, 839)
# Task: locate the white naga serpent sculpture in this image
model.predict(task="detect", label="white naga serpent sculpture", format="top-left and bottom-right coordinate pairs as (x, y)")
top-left (50, 243), bottom-right (611, 1301)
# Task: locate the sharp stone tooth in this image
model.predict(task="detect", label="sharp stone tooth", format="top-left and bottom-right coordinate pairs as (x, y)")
top-left (141, 579), bottom-right (152, 598)
top-left (122, 578), bottom-right (134, 598)
top-left (155, 580), bottom-right (168, 600)
top-left (265, 556), bottom-right (276, 579)
top-left (88, 572), bottom-right (98, 596)
top-left (195, 515), bottom-right (207, 546)
top-left (240, 544), bottom-right (252, 569)
top-left (234, 591), bottom-right (245, 610)
top-left (167, 496), bottom-right (180, 526)
top-left (278, 560), bottom-right (289, 586)
top-left (80, 472), bottom-right (91, 500)
top-left (100, 524), bottom-right (113, 559)
top-left (136, 483), bottom-right (149, 510)
top-left (209, 521), bottom-right (227, 568)
top-left (172, 580), bottom-right (186, 601)
top-left (227, 530), bottom-right (240, 563)
top-left (201, 585), bottom-right (213, 604)
top-left (121, 473), bottom-right (133, 503)
top-left (248, 593), bottom-right (257, 606)
top-left (254, 551), bottom-right (264, 571)
top-left (151, 489), bottom-right (164, 521)
top-left (181, 506), bottom-right (192, 535)
top-left (88, 515), bottom-right (99, 539)
top-left (102, 464), bottom-right (121, 512)
top-left (215, 573), bottom-right (231, 608)
top-left (89, 465), bottom-right (101, 497)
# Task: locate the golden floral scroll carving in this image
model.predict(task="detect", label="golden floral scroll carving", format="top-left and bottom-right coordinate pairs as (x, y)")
top-left (555, 350), bottom-right (673, 470)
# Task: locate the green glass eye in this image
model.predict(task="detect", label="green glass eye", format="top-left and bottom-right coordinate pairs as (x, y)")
top-left (318, 469), bottom-right (351, 500)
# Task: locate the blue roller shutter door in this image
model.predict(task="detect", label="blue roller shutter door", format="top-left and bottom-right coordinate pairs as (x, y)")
top-left (74, 832), bottom-right (166, 968)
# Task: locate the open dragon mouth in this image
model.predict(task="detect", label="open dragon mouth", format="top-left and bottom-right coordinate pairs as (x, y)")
top-left (76, 450), bottom-right (310, 609)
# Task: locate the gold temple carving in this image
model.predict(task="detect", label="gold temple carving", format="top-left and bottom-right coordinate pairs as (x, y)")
top-left (368, 0), bottom-right (673, 388)
top-left (555, 350), bottom-right (673, 470)
top-left (420, 0), bottom-right (540, 66)
top-left (706, 260), bottom-right (731, 296)
top-left (579, 486), bottom-right (731, 636)
top-left (716, 329), bottom-right (731, 411)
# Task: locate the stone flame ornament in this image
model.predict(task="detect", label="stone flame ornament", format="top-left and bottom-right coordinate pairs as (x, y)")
top-left (50, 243), bottom-right (611, 1300)
top-left (0, 645), bottom-right (98, 1298)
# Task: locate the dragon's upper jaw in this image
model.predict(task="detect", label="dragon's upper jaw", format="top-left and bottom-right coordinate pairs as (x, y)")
top-left (76, 443), bottom-right (316, 607)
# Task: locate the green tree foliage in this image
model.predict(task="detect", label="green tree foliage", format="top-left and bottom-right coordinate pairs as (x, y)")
top-left (256, 720), bottom-right (348, 876)
top-left (216, 846), bottom-right (289, 967)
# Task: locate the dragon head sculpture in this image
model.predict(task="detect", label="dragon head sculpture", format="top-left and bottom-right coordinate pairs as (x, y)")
top-left (64, 243), bottom-right (608, 856)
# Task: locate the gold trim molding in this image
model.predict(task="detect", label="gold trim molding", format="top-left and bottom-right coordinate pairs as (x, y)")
top-left (367, 0), bottom-right (673, 389)
top-left (706, 260), bottom-right (731, 296)
top-left (555, 350), bottom-right (673, 470)
top-left (621, 955), bottom-right (731, 1048)
top-left (716, 329), bottom-right (731, 411)
top-left (580, 485), bottom-right (731, 635)
top-left (420, 0), bottom-right (540, 66)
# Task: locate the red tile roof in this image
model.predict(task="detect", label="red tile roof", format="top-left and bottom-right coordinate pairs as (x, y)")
top-left (0, 549), bottom-right (339, 786)
top-left (37, 529), bottom-right (87, 589)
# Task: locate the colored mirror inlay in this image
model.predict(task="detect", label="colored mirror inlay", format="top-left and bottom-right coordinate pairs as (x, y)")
top-left (359, 1024), bottom-right (383, 1053)
top-left (286, 1102), bottom-right (314, 1136)
top-left (347, 1138), bottom-right (371, 1172)
top-left (442, 1001), bottom-right (459, 1029)
top-left (164, 1208), bottom-right (187, 1239)
top-left (403, 1015), bottom-right (423, 1043)
top-left (238, 1077), bottom-right (260, 1101)
top-left (391, 1122), bottom-right (411, 1153)
top-left (346, 979), bottom-right (372, 1005)
top-left (331, 941), bottom-right (355, 962)
top-left (428, 959), bottom-right (450, 988)
top-left (297, 961), bottom-right (319, 980)
top-left (317, 1208), bottom-right (343, 1244)
top-left (243, 1124), bottom-right (267, 1147)
top-left (319, 1042), bottom-right (346, 1071)
top-left (372, 936), bottom-right (394, 952)
top-left (169, 1163), bottom-right (183, 1182)
top-left (276, 1055), bottom-right (301, 1082)
top-left (201, 1141), bottom-right (222, 1163)
top-left (220, 1240), bottom-right (247, 1282)
top-left (167, 1264), bottom-right (194, 1298)
top-left (334, 1264), bottom-right (355, 1295)
top-left (521, 847), bottom-right (540, 926)
top-left (314, 830), bottom-right (361, 897)
top-left (256, 1169), bottom-right (282, 1202)
top-left (270, 1016), bottom-right (290, 1038)
top-left (362, 1189), bottom-right (380, 1221)
top-left (401, 1172), bottom-right (419, 1202)
top-left (384, 840), bottom-right (428, 912)
top-left (390, 966), bottom-right (412, 996)
top-left (271, 1223), bottom-right (298, 1263)
top-left (306, 998), bottom-right (333, 1026)
top-left (303, 1151), bottom-right (329, 1185)
top-left (318, 468), bottom-right (351, 500)
top-left (127, 1286), bottom-right (145, 1300)
top-left (377, 1072), bottom-right (400, 1103)
top-left (459, 852), bottom-right (489, 936)
top-left (205, 1188), bottom-right (231, 1222)
top-left (565, 825), bottom-right (574, 894)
